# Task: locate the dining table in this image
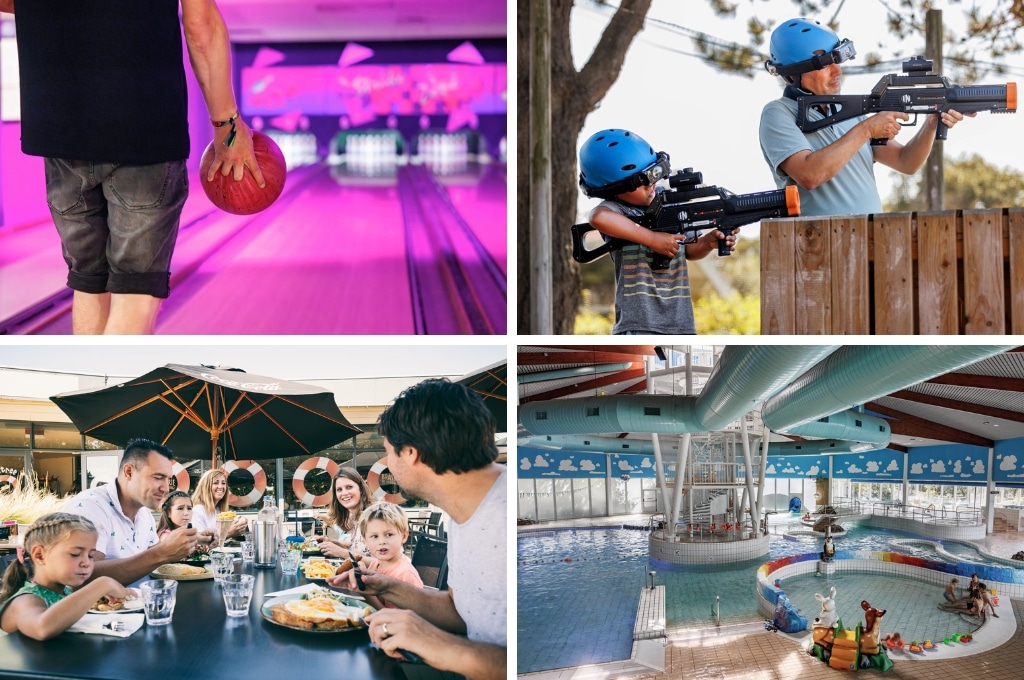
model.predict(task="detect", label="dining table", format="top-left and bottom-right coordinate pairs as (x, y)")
top-left (0, 558), bottom-right (407, 680)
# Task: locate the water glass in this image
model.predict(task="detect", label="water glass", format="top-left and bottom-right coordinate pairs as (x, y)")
top-left (241, 540), bottom-right (255, 563)
top-left (141, 579), bottom-right (178, 626)
top-left (210, 550), bottom-right (235, 582)
top-left (279, 548), bottom-right (302, 574)
top-left (221, 574), bottom-right (255, 617)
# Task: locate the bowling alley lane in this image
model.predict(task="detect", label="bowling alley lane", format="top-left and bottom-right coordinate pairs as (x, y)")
top-left (158, 164), bottom-right (416, 334)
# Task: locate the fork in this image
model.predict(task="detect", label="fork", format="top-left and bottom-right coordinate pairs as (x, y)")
top-left (103, 621), bottom-right (125, 632)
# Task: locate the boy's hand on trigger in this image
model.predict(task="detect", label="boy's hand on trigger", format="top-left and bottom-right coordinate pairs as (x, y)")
top-left (648, 232), bottom-right (681, 259)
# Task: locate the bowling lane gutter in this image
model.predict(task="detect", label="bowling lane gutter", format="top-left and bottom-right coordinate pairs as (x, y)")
top-left (398, 164), bottom-right (507, 334)
top-left (0, 164), bottom-right (321, 335)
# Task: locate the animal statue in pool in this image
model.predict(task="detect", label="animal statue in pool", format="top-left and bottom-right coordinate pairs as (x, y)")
top-left (813, 586), bottom-right (838, 630)
top-left (859, 600), bottom-right (887, 655)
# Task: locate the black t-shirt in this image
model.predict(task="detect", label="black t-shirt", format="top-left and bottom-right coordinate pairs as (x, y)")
top-left (14, 0), bottom-right (189, 164)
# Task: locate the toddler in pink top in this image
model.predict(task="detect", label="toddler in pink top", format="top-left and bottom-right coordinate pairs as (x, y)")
top-left (357, 502), bottom-right (423, 609)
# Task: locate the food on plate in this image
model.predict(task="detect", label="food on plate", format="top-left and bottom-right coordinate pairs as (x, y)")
top-left (217, 511), bottom-right (237, 520)
top-left (269, 596), bottom-right (372, 630)
top-left (183, 545), bottom-right (211, 562)
top-left (301, 560), bottom-right (338, 579)
top-left (158, 564), bottom-right (209, 576)
top-left (301, 538), bottom-right (320, 552)
top-left (93, 595), bottom-right (125, 611)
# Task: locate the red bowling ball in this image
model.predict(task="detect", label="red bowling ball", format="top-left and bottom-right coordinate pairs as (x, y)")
top-left (199, 131), bottom-right (287, 215)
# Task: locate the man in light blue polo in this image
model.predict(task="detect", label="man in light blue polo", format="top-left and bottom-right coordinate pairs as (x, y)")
top-left (759, 18), bottom-right (969, 216)
top-left (63, 438), bottom-right (198, 584)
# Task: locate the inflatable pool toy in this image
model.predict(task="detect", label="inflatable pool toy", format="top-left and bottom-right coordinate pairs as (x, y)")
top-left (944, 637), bottom-right (953, 646)
top-left (960, 634), bottom-right (973, 643)
top-left (951, 633), bottom-right (962, 642)
top-left (922, 640), bottom-right (936, 650)
top-left (907, 642), bottom-right (924, 654)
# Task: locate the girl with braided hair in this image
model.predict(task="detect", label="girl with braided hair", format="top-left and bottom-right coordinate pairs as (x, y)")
top-left (0, 512), bottom-right (134, 639)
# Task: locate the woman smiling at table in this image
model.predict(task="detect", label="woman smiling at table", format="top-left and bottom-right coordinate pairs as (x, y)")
top-left (315, 468), bottom-right (372, 557)
top-left (190, 469), bottom-right (247, 544)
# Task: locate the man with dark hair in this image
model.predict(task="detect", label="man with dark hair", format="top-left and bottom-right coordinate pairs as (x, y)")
top-left (335, 378), bottom-right (506, 680)
top-left (63, 437), bottom-right (198, 584)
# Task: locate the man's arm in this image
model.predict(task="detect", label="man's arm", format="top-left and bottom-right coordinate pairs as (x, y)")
top-left (779, 112), bottom-right (907, 190)
top-left (365, 604), bottom-right (505, 680)
top-left (179, 0), bottom-right (264, 185)
top-left (873, 110), bottom-right (969, 174)
top-left (90, 526), bottom-right (198, 585)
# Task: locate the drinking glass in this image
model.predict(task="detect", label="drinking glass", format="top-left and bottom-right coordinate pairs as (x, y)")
top-left (241, 540), bottom-right (255, 562)
top-left (141, 579), bottom-right (178, 626)
top-left (210, 550), bottom-right (235, 583)
top-left (221, 574), bottom-right (255, 617)
top-left (279, 548), bottom-right (302, 574)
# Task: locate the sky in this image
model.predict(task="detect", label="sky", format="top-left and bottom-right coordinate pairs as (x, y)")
top-left (0, 343), bottom-right (506, 382)
top-left (571, 0), bottom-right (1023, 224)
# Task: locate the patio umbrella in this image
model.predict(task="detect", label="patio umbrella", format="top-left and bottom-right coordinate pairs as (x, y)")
top-left (51, 364), bottom-right (362, 465)
top-left (456, 359), bottom-right (507, 433)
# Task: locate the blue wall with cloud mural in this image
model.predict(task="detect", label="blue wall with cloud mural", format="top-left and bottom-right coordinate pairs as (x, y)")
top-left (906, 444), bottom-right (989, 483)
top-left (763, 456), bottom-right (828, 478)
top-left (993, 437), bottom-right (1024, 483)
top-left (831, 450), bottom-right (903, 479)
top-left (516, 442), bottom-right (1014, 485)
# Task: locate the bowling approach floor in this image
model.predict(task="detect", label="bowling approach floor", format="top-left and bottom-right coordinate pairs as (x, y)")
top-left (0, 160), bottom-right (506, 334)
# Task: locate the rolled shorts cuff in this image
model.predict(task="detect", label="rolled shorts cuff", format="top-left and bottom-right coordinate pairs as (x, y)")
top-left (66, 271), bottom-right (110, 295)
top-left (108, 272), bottom-right (171, 299)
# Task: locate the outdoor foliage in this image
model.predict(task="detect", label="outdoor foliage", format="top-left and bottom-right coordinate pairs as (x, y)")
top-left (697, 0), bottom-right (1024, 83)
top-left (694, 291), bottom-right (761, 334)
top-left (0, 472), bottom-right (67, 525)
top-left (885, 154), bottom-right (1024, 210)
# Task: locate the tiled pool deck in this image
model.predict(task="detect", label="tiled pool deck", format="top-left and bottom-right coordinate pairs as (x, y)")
top-left (519, 514), bottom-right (1024, 680)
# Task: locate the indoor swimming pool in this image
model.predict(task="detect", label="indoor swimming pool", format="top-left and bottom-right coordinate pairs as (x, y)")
top-left (517, 523), bottom-right (1020, 674)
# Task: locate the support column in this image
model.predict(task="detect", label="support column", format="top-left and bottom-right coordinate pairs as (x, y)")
top-left (671, 433), bottom-right (691, 531)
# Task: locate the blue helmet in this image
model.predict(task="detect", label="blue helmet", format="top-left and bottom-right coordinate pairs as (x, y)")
top-left (579, 129), bottom-right (663, 198)
top-left (765, 18), bottom-right (855, 79)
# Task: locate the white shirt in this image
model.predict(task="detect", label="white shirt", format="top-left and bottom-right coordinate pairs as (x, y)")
top-left (191, 504), bottom-right (216, 534)
top-left (447, 465), bottom-right (507, 647)
top-left (62, 482), bottom-right (158, 558)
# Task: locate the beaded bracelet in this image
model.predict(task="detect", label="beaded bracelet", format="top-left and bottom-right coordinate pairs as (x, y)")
top-left (211, 111), bottom-right (239, 147)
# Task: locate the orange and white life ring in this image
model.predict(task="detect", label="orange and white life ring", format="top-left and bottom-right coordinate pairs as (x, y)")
top-left (0, 474), bottom-right (20, 492)
top-left (292, 456), bottom-right (339, 507)
top-left (367, 460), bottom-right (406, 504)
top-left (169, 462), bottom-right (190, 493)
top-left (222, 459), bottom-right (266, 508)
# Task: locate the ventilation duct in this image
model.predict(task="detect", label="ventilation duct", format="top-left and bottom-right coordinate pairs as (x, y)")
top-left (519, 346), bottom-right (837, 436)
top-left (517, 363), bottom-right (634, 385)
top-left (761, 345), bottom-right (1013, 432)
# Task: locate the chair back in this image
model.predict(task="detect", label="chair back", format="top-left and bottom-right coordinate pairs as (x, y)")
top-left (410, 535), bottom-right (448, 590)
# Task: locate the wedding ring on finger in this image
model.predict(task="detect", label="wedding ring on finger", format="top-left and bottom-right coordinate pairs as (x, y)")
top-left (381, 622), bottom-right (390, 638)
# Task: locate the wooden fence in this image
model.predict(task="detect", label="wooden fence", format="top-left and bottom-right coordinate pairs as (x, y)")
top-left (760, 208), bottom-right (1024, 335)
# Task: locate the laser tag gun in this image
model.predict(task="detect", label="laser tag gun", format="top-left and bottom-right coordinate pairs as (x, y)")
top-left (796, 56), bottom-right (1017, 145)
top-left (571, 168), bottom-right (800, 269)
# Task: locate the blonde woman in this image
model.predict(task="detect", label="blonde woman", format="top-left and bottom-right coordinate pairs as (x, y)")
top-left (191, 469), bottom-right (248, 544)
top-left (315, 468), bottom-right (373, 557)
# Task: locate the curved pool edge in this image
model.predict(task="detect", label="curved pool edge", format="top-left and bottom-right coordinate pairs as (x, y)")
top-left (757, 551), bottom-right (1019, 659)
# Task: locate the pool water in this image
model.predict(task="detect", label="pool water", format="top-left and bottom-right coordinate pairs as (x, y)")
top-left (517, 524), bottom-right (1008, 674)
